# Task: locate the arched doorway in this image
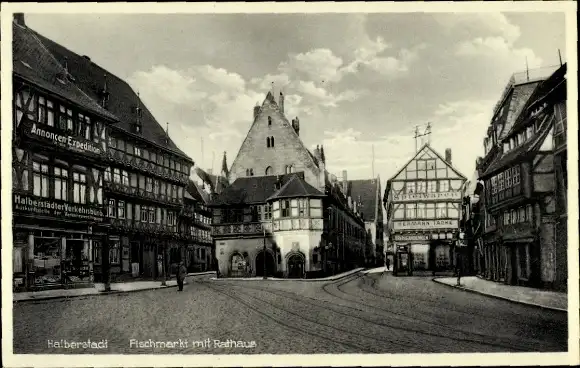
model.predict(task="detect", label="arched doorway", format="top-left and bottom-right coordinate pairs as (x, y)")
top-left (230, 253), bottom-right (246, 278)
top-left (287, 253), bottom-right (305, 279)
top-left (255, 251), bottom-right (275, 277)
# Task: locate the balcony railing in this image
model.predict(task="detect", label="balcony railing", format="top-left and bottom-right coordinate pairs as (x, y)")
top-left (104, 181), bottom-right (183, 207)
top-left (106, 149), bottom-right (189, 185)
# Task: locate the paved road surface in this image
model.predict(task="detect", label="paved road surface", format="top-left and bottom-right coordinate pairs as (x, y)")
top-left (13, 273), bottom-right (567, 354)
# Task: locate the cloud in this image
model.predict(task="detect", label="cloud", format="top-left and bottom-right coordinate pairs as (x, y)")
top-left (438, 13), bottom-right (521, 44)
top-left (456, 36), bottom-right (543, 68)
top-left (279, 48), bottom-right (345, 83)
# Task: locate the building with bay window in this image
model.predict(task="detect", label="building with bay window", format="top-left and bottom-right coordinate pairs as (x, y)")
top-left (12, 16), bottom-right (117, 291)
top-left (12, 14), bottom-right (195, 286)
top-left (384, 145), bottom-right (467, 274)
top-left (206, 91), bottom-right (367, 278)
top-left (479, 63), bottom-right (567, 290)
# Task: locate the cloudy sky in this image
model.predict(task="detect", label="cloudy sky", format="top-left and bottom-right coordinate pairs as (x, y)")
top-left (25, 11), bottom-right (567, 185)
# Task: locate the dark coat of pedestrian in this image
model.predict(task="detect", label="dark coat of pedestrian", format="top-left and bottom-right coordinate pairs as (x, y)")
top-left (177, 262), bottom-right (187, 291)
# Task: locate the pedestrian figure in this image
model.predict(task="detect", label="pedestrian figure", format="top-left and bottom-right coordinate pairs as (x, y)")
top-left (177, 261), bottom-right (187, 291)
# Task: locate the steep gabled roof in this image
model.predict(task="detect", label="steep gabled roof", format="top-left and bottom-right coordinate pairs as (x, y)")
top-left (229, 91), bottom-right (320, 173)
top-left (29, 27), bottom-right (191, 161)
top-left (12, 22), bottom-right (117, 122)
top-left (266, 174), bottom-right (324, 201)
top-left (388, 143), bottom-right (467, 182)
top-left (186, 179), bottom-right (210, 204)
top-left (481, 113), bottom-right (555, 178)
top-left (346, 178), bottom-right (380, 222)
top-left (507, 63), bottom-right (567, 139)
top-left (209, 172), bottom-right (305, 206)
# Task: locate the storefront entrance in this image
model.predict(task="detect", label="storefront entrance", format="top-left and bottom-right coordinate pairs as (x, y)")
top-left (287, 253), bottom-right (305, 279)
top-left (255, 250), bottom-right (276, 277)
top-left (393, 245), bottom-right (413, 276)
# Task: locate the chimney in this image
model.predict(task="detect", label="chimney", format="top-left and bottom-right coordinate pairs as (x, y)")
top-left (13, 13), bottom-right (25, 26)
top-left (445, 148), bottom-right (452, 165)
top-left (253, 103), bottom-right (260, 120)
top-left (279, 92), bottom-right (285, 115)
top-left (342, 170), bottom-right (348, 194)
top-left (292, 117), bottom-right (300, 136)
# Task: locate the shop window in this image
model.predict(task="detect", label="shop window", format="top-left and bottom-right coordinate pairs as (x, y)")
top-left (110, 241), bottom-right (120, 265)
top-left (54, 167), bottom-right (68, 201)
top-left (72, 172), bottom-right (86, 204)
top-left (32, 161), bottom-right (49, 198)
top-left (33, 237), bottom-right (62, 285)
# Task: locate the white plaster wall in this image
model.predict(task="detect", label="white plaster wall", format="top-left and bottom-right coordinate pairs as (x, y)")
top-left (273, 229), bottom-right (323, 273)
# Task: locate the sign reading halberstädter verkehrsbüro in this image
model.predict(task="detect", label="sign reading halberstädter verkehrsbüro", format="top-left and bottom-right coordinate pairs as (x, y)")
top-left (13, 194), bottom-right (104, 221)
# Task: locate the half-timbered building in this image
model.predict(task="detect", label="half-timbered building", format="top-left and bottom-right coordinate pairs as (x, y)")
top-left (12, 16), bottom-right (118, 291)
top-left (384, 145), bottom-right (467, 275)
top-left (207, 91), bottom-right (367, 278)
top-left (12, 15), bottom-right (195, 285)
top-left (479, 63), bottom-right (567, 290)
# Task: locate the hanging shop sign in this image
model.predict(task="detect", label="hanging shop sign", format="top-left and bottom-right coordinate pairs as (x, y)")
top-left (392, 219), bottom-right (458, 231)
top-left (22, 120), bottom-right (103, 157)
top-left (393, 191), bottom-right (462, 202)
top-left (13, 194), bottom-right (104, 222)
top-left (392, 234), bottom-right (430, 242)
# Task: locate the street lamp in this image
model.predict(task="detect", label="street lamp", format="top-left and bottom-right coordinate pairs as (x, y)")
top-left (262, 227), bottom-right (267, 280)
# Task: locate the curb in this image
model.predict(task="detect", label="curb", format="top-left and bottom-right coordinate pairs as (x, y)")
top-left (432, 277), bottom-right (567, 313)
top-left (13, 272), bottom-right (216, 304)
top-left (210, 268), bottom-right (364, 282)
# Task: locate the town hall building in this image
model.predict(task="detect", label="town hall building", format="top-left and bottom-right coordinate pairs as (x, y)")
top-left (205, 91), bottom-right (374, 278)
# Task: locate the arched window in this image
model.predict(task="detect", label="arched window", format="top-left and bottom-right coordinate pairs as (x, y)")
top-left (265, 166), bottom-right (273, 175)
top-left (271, 136), bottom-right (275, 147)
top-left (266, 137), bottom-right (270, 148)
top-left (268, 116), bottom-right (272, 126)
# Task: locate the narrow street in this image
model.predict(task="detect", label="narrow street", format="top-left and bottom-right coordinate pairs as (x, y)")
top-left (13, 273), bottom-right (567, 354)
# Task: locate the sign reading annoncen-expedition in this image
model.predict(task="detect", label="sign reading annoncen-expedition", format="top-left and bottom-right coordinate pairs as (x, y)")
top-left (13, 194), bottom-right (104, 222)
top-left (23, 121), bottom-right (103, 156)
top-left (392, 219), bottom-right (458, 230)
top-left (393, 191), bottom-right (461, 202)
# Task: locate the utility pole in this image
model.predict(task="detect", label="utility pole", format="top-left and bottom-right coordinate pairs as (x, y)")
top-left (414, 123), bottom-right (433, 152)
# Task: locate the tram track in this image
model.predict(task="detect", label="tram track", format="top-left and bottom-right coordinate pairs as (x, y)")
top-left (318, 273), bottom-right (550, 352)
top-left (200, 280), bottom-right (383, 353)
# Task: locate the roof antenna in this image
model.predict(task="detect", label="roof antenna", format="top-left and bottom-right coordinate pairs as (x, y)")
top-left (414, 125), bottom-right (420, 153)
top-left (558, 49), bottom-right (563, 66)
top-left (525, 56), bottom-right (529, 81)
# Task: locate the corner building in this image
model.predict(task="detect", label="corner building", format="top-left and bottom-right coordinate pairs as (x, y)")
top-left (209, 91), bottom-right (368, 278)
top-left (384, 145), bottom-right (466, 275)
top-left (12, 17), bottom-right (117, 291)
top-left (12, 15), bottom-right (195, 285)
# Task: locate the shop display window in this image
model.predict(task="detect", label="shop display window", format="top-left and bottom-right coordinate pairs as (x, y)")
top-left (33, 237), bottom-right (62, 285)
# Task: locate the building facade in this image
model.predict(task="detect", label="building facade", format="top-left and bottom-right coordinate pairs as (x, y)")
top-left (178, 180), bottom-right (213, 274)
top-left (384, 145), bottom-right (466, 275)
top-left (207, 91), bottom-right (367, 278)
top-left (479, 64), bottom-right (567, 290)
top-left (344, 177), bottom-right (385, 267)
top-left (12, 16), bottom-right (117, 291)
top-left (12, 15), bottom-right (197, 288)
